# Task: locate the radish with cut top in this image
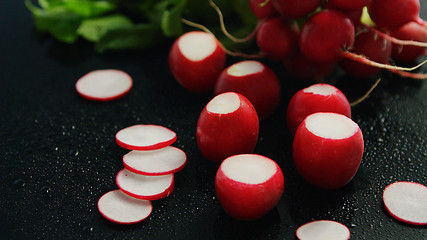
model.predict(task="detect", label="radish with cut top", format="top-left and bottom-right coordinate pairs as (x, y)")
top-left (75, 69), bottom-right (132, 101)
top-left (116, 168), bottom-right (174, 200)
top-left (168, 31), bottom-right (226, 93)
top-left (293, 112), bottom-right (364, 189)
top-left (123, 146), bottom-right (187, 176)
top-left (214, 60), bottom-right (281, 119)
top-left (286, 84), bottom-right (351, 135)
top-left (115, 124), bottom-right (177, 151)
top-left (97, 189), bottom-right (152, 224)
top-left (296, 220), bottom-right (351, 240)
top-left (196, 92), bottom-right (259, 162)
top-left (383, 181), bottom-right (427, 225)
top-left (215, 154), bottom-right (284, 220)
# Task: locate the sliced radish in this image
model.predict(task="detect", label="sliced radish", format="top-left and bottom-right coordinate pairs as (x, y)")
top-left (75, 69), bottom-right (132, 101)
top-left (123, 146), bottom-right (187, 176)
top-left (115, 124), bottom-right (177, 151)
top-left (383, 181), bottom-right (427, 225)
top-left (97, 189), bottom-right (152, 224)
top-left (296, 220), bottom-right (351, 240)
top-left (116, 169), bottom-right (174, 200)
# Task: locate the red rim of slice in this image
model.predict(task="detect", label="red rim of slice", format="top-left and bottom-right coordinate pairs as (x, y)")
top-left (115, 124), bottom-right (177, 151)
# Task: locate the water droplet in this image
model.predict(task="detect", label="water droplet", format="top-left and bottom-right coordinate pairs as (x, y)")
top-left (349, 223), bottom-right (357, 228)
top-left (40, 186), bottom-right (51, 193)
top-left (13, 179), bottom-right (25, 187)
top-left (82, 226), bottom-right (94, 233)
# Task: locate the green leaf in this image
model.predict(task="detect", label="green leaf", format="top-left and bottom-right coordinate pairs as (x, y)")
top-left (232, 0), bottom-right (257, 26)
top-left (77, 14), bottom-right (133, 42)
top-left (64, 0), bottom-right (117, 18)
top-left (161, 0), bottom-right (187, 37)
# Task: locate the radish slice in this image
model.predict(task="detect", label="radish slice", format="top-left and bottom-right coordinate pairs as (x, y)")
top-left (383, 181), bottom-right (427, 225)
top-left (115, 124), bottom-right (177, 151)
top-left (75, 69), bottom-right (132, 101)
top-left (296, 220), bottom-right (351, 240)
top-left (116, 169), bottom-right (174, 200)
top-left (97, 189), bottom-right (152, 224)
top-left (123, 146), bottom-right (187, 176)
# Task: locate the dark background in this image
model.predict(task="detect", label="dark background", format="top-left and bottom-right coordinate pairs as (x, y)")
top-left (1, 1), bottom-right (426, 239)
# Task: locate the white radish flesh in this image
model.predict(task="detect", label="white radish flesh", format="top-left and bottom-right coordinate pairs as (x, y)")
top-left (97, 189), bottom-right (152, 224)
top-left (75, 69), bottom-right (132, 101)
top-left (123, 146), bottom-right (187, 176)
top-left (115, 124), bottom-right (177, 151)
top-left (116, 169), bottom-right (174, 200)
top-left (383, 181), bottom-right (427, 225)
top-left (296, 220), bottom-right (351, 240)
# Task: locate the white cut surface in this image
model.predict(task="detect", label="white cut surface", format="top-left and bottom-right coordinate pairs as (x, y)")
top-left (207, 92), bottom-right (240, 114)
top-left (123, 147), bottom-right (186, 174)
top-left (221, 154), bottom-right (277, 184)
top-left (116, 125), bottom-right (176, 149)
top-left (383, 181), bottom-right (427, 225)
top-left (75, 69), bottom-right (132, 100)
top-left (116, 169), bottom-right (173, 197)
top-left (178, 32), bottom-right (217, 61)
top-left (227, 60), bottom-right (264, 77)
top-left (303, 83), bottom-right (337, 96)
top-left (305, 112), bottom-right (358, 139)
top-left (296, 220), bottom-right (350, 240)
top-left (97, 189), bottom-right (152, 224)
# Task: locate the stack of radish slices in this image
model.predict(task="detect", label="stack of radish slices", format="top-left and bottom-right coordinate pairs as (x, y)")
top-left (98, 124), bottom-right (187, 224)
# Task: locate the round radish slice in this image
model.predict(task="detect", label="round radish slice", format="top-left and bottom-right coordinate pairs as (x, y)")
top-left (123, 146), bottom-right (187, 176)
top-left (116, 169), bottom-right (174, 200)
top-left (383, 181), bottom-right (427, 225)
top-left (97, 189), bottom-right (152, 224)
top-left (75, 69), bottom-right (132, 101)
top-left (296, 220), bottom-right (351, 240)
top-left (115, 124), bottom-right (177, 151)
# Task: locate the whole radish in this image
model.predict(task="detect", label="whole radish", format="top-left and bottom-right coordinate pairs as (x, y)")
top-left (323, 1), bottom-right (364, 25)
top-left (368, 0), bottom-right (421, 31)
top-left (390, 21), bottom-right (427, 62)
top-left (283, 50), bottom-right (337, 81)
top-left (248, 0), bottom-right (278, 20)
top-left (328, 0), bottom-right (371, 11)
top-left (341, 30), bottom-right (392, 78)
top-left (272, 0), bottom-right (322, 19)
top-left (168, 31), bottom-right (226, 93)
top-left (256, 17), bottom-right (298, 61)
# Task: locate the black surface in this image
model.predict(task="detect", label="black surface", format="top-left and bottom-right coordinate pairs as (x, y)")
top-left (1, 1), bottom-right (426, 239)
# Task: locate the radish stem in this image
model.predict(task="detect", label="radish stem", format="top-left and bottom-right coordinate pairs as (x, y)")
top-left (350, 78), bottom-right (381, 107)
top-left (362, 23), bottom-right (427, 48)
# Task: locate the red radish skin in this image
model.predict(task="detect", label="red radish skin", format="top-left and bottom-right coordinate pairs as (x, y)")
top-left (249, 0), bottom-right (278, 20)
top-left (215, 154), bottom-right (284, 220)
top-left (214, 60), bottom-right (281, 119)
top-left (293, 113), bottom-right (364, 189)
top-left (196, 92), bottom-right (259, 163)
top-left (299, 9), bottom-right (355, 64)
top-left (283, 50), bottom-right (337, 81)
top-left (391, 21), bottom-right (427, 62)
top-left (75, 69), bottom-right (133, 101)
top-left (168, 31), bottom-right (226, 93)
top-left (286, 84), bottom-right (351, 135)
top-left (383, 181), bottom-right (427, 226)
top-left (115, 124), bottom-right (177, 151)
top-left (296, 220), bottom-right (351, 240)
top-left (341, 30), bottom-right (392, 78)
top-left (123, 146), bottom-right (187, 176)
top-left (272, 0), bottom-right (322, 19)
top-left (368, 0), bottom-right (421, 31)
top-left (328, 0), bottom-right (371, 11)
top-left (116, 169), bottom-right (174, 200)
top-left (256, 17), bottom-right (298, 61)
top-left (97, 189), bottom-right (153, 224)
top-left (323, 1), bottom-right (364, 25)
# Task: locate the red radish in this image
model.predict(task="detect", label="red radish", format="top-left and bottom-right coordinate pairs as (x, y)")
top-left (215, 154), bottom-right (284, 220)
top-left (328, 0), bottom-right (371, 11)
top-left (249, 0), bottom-right (278, 20)
top-left (341, 30), bottom-right (392, 78)
top-left (123, 146), bottom-right (187, 176)
top-left (214, 60), bottom-right (281, 119)
top-left (296, 220), bottom-right (351, 240)
top-left (256, 16), bottom-right (298, 61)
top-left (272, 0), bottom-right (322, 19)
top-left (293, 112), bottom-right (364, 189)
top-left (283, 50), bottom-right (337, 81)
top-left (383, 181), bottom-right (427, 225)
top-left (286, 84), bottom-right (351, 135)
top-left (368, 0), bottom-right (421, 31)
top-left (391, 21), bottom-right (427, 62)
top-left (323, 1), bottom-right (364, 25)
top-left (196, 92), bottom-right (259, 162)
top-left (115, 124), bottom-right (177, 151)
top-left (168, 31), bottom-right (226, 93)
top-left (97, 189), bottom-right (152, 224)
top-left (75, 69), bottom-right (132, 101)
top-left (116, 169), bottom-right (174, 200)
